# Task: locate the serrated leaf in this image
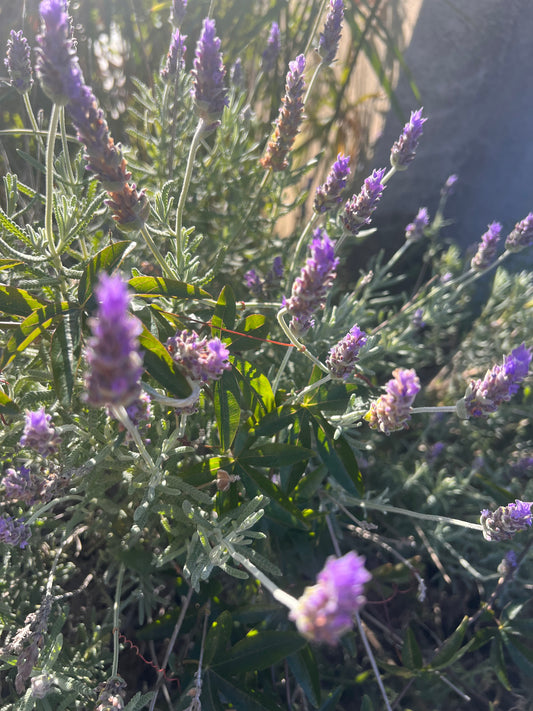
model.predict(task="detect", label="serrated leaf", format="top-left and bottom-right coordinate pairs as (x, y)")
top-left (51, 311), bottom-right (81, 407)
top-left (402, 626), bottom-right (423, 670)
top-left (0, 285), bottom-right (48, 317)
top-left (288, 646), bottom-right (321, 707)
top-left (138, 327), bottom-right (192, 398)
top-left (128, 276), bottom-right (211, 300)
top-left (213, 630), bottom-right (306, 675)
top-left (211, 284), bottom-right (236, 338)
top-left (213, 369), bottom-right (241, 450)
top-left (204, 610), bottom-right (233, 666)
top-left (77, 241), bottom-right (132, 305)
top-left (0, 205), bottom-right (31, 245)
top-left (310, 413), bottom-right (364, 496)
top-left (0, 301), bottom-right (74, 369)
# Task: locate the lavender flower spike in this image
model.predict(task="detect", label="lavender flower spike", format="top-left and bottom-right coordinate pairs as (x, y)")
top-left (481, 500), bottom-right (533, 542)
top-left (166, 330), bottom-right (230, 384)
top-left (5, 30), bottom-right (33, 94)
top-left (289, 552), bottom-right (371, 644)
top-left (365, 368), bottom-right (421, 434)
top-left (326, 325), bottom-right (368, 380)
top-left (314, 153), bottom-right (351, 214)
top-left (262, 22), bottom-right (281, 73)
top-left (285, 228), bottom-right (339, 335)
top-left (170, 0), bottom-right (188, 26)
top-left (261, 54), bottom-right (306, 171)
top-left (457, 343), bottom-right (532, 418)
top-left (192, 18), bottom-right (228, 127)
top-left (20, 407), bottom-right (61, 457)
top-left (405, 207), bottom-right (429, 242)
top-left (0, 514), bottom-right (31, 549)
top-left (505, 213), bottom-right (533, 253)
top-left (390, 108), bottom-right (427, 170)
top-left (35, 0), bottom-right (76, 105)
top-left (342, 168), bottom-right (386, 235)
top-left (161, 28), bottom-right (187, 80)
top-left (471, 222), bottom-right (501, 271)
top-left (318, 0), bottom-right (344, 66)
top-left (85, 273), bottom-right (144, 408)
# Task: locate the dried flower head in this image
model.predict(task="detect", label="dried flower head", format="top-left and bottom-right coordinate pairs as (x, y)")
top-left (260, 54), bottom-right (306, 171)
top-left (365, 368), bottom-right (421, 434)
top-left (471, 222), bottom-right (501, 271)
top-left (405, 207), bottom-right (429, 242)
top-left (326, 325), bottom-right (367, 380)
top-left (390, 108), bottom-right (426, 170)
top-left (317, 0), bottom-right (344, 65)
top-left (19, 407), bottom-right (60, 457)
top-left (5, 30), bottom-right (33, 94)
top-left (505, 213), bottom-right (533, 253)
top-left (481, 500), bottom-right (532, 542)
top-left (262, 22), bottom-right (281, 73)
top-left (289, 552), bottom-right (371, 644)
top-left (457, 343), bottom-right (532, 418)
top-left (285, 228), bottom-right (339, 335)
top-left (192, 18), bottom-right (227, 127)
top-left (342, 168), bottom-right (386, 235)
top-left (85, 273), bottom-right (144, 408)
top-left (314, 153), bottom-right (351, 214)
top-left (166, 330), bottom-right (231, 383)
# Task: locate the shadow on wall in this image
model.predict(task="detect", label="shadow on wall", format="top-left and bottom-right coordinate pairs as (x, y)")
top-left (368, 0), bottom-right (533, 267)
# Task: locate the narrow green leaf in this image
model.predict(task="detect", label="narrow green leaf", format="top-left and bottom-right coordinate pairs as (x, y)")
top-left (0, 301), bottom-right (74, 369)
top-left (239, 442), bottom-right (314, 467)
top-left (0, 285), bottom-right (48, 317)
top-left (0, 259), bottom-right (23, 271)
top-left (51, 311), bottom-right (81, 407)
top-left (288, 646), bottom-right (321, 707)
top-left (236, 462), bottom-right (307, 524)
top-left (490, 637), bottom-right (511, 690)
top-left (128, 276), bottom-right (211, 300)
top-left (138, 327), bottom-right (192, 398)
top-left (402, 626), bottom-right (423, 670)
top-left (0, 389), bottom-right (19, 416)
top-left (228, 313), bottom-right (269, 352)
top-left (77, 241), bottom-right (132, 305)
top-left (361, 695), bottom-right (375, 711)
top-left (232, 357), bottom-right (275, 419)
top-left (428, 615), bottom-right (468, 670)
top-left (213, 369), bottom-right (242, 450)
top-left (318, 686), bottom-right (344, 711)
top-left (0, 205), bottom-right (31, 245)
top-left (309, 413), bottom-right (363, 496)
top-left (204, 671), bottom-right (276, 711)
top-left (204, 610), bottom-right (233, 666)
top-left (211, 284), bottom-right (236, 338)
top-left (194, 673), bottom-right (224, 711)
top-left (213, 630), bottom-right (305, 675)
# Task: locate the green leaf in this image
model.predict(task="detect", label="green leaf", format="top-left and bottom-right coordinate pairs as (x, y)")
top-left (211, 284), bottom-right (236, 338)
top-left (0, 389), bottom-right (19, 416)
top-left (128, 276), bottom-right (211, 300)
top-left (318, 686), bottom-right (344, 711)
top-left (288, 646), bottom-right (321, 707)
top-left (239, 442), bottom-right (314, 468)
top-left (204, 610), bottom-right (233, 666)
top-left (232, 357), bottom-right (275, 419)
top-left (0, 205), bottom-right (31, 246)
top-left (428, 615), bottom-right (468, 670)
top-left (213, 369), bottom-right (242, 450)
top-left (193, 673), bottom-right (224, 711)
top-left (77, 241), bottom-right (132, 305)
top-left (204, 670), bottom-right (278, 711)
top-left (0, 285), bottom-right (49, 317)
top-left (309, 413), bottom-right (364, 496)
top-left (490, 637), bottom-right (511, 691)
top-left (236, 462), bottom-right (307, 525)
top-left (361, 695), bottom-right (375, 711)
top-left (0, 301), bottom-right (74, 369)
top-left (51, 311), bottom-right (81, 407)
top-left (0, 259), bottom-right (23, 271)
top-left (228, 313), bottom-right (269, 352)
top-left (402, 626), bottom-right (423, 670)
top-left (213, 630), bottom-right (306, 675)
top-left (138, 327), bottom-right (192, 398)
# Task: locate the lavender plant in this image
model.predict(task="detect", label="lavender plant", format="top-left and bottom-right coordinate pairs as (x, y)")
top-left (0, 2), bottom-right (532, 710)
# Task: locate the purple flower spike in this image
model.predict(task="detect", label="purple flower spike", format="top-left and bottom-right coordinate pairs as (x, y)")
top-left (5, 30), bottom-right (33, 94)
top-left (457, 343), bottom-right (532, 419)
top-left (289, 552), bottom-right (371, 644)
top-left (261, 54), bottom-right (306, 171)
top-left (390, 108), bottom-right (427, 170)
top-left (441, 174), bottom-right (458, 198)
top-left (20, 407), bottom-right (60, 457)
top-left (471, 222), bottom-right (501, 271)
top-left (35, 0), bottom-right (77, 105)
top-left (262, 22), bottom-right (281, 73)
top-left (505, 213), bottom-right (533, 253)
top-left (326, 325), bottom-right (367, 380)
top-left (2, 466), bottom-right (39, 505)
top-left (342, 168), bottom-right (386, 235)
top-left (318, 0), bottom-right (344, 66)
top-left (314, 153), bottom-right (351, 214)
top-left (245, 269), bottom-right (264, 298)
top-left (170, 0), bottom-right (188, 26)
top-left (192, 18), bottom-right (228, 127)
top-left (85, 273), bottom-right (144, 408)
top-left (481, 500), bottom-right (533, 542)
top-left (0, 514), bottom-right (31, 549)
top-left (366, 368), bottom-right (421, 434)
top-left (285, 228), bottom-right (339, 335)
top-left (161, 28), bottom-right (187, 80)
top-left (405, 207), bottom-right (429, 242)
top-left (166, 330), bottom-right (230, 383)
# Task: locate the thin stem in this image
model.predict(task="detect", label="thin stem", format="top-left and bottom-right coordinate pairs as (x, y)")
top-left (112, 564), bottom-right (125, 678)
top-left (381, 165), bottom-right (396, 185)
top-left (272, 346), bottom-right (293, 396)
top-left (22, 93), bottom-right (44, 152)
top-left (175, 118), bottom-right (205, 273)
top-left (303, 61), bottom-right (324, 105)
top-left (410, 406), bottom-right (457, 415)
top-left (292, 374), bottom-right (332, 403)
top-left (325, 514), bottom-right (342, 557)
top-left (288, 212), bottom-right (319, 279)
top-left (277, 308), bottom-right (329, 373)
top-left (355, 612), bottom-right (393, 711)
top-left (232, 169), bottom-right (271, 246)
top-left (350, 499), bottom-right (483, 531)
top-left (140, 223), bottom-right (175, 280)
top-left (110, 405), bottom-right (159, 479)
top-left (59, 106), bottom-right (75, 186)
top-left (45, 103), bottom-right (61, 258)
top-left (304, 0), bottom-right (328, 56)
